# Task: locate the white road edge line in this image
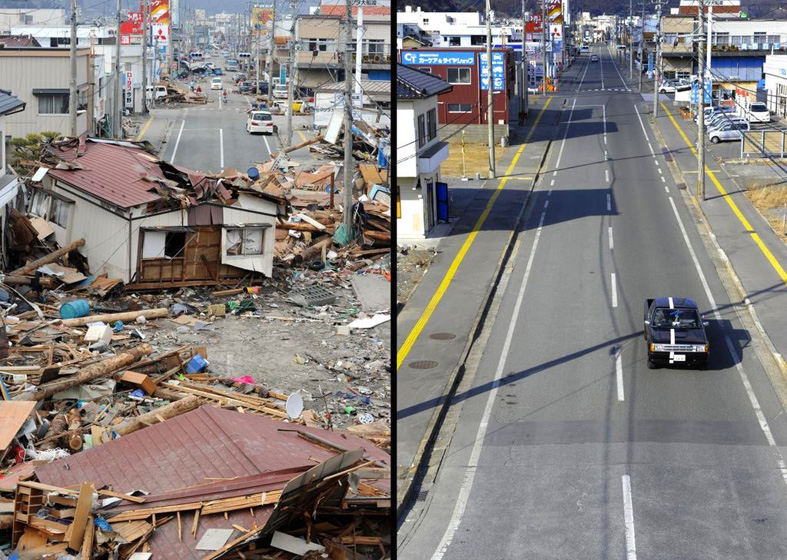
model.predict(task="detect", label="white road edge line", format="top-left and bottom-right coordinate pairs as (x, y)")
top-left (431, 204), bottom-right (549, 560)
top-left (551, 98), bottom-right (577, 174)
top-left (616, 352), bottom-right (624, 401)
top-left (263, 134), bottom-right (271, 155)
top-left (608, 226), bottom-right (614, 250)
top-left (667, 196), bottom-right (787, 486)
top-left (170, 119), bottom-right (186, 164)
top-left (609, 47), bottom-right (632, 92)
top-left (219, 128), bottom-right (225, 171)
top-left (611, 272), bottom-right (618, 308)
top-left (622, 475), bottom-right (637, 559)
top-left (633, 105), bottom-right (655, 156)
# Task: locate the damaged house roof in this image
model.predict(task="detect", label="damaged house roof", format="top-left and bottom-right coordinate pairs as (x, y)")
top-left (45, 138), bottom-right (288, 211)
top-left (35, 405), bottom-right (390, 560)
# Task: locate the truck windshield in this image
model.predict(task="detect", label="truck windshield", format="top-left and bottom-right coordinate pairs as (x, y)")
top-left (652, 308), bottom-right (700, 328)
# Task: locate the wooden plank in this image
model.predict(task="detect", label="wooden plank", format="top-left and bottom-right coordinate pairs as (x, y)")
top-left (97, 489), bottom-right (146, 504)
top-left (67, 482), bottom-right (93, 550)
top-left (80, 515), bottom-right (94, 560)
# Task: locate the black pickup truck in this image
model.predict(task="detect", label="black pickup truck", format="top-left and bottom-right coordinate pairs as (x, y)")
top-left (644, 297), bottom-right (710, 369)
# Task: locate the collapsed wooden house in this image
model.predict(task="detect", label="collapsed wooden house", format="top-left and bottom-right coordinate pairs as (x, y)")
top-left (29, 138), bottom-right (288, 289)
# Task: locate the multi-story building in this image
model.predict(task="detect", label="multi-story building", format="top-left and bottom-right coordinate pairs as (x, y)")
top-left (397, 64), bottom-right (452, 240)
top-left (0, 9), bottom-right (65, 34)
top-left (296, 6), bottom-right (391, 89)
top-left (0, 89), bottom-right (26, 266)
top-left (0, 48), bottom-right (103, 138)
top-left (763, 54), bottom-right (787, 119)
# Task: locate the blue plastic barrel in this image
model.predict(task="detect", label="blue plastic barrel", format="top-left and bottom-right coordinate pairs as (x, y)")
top-left (185, 354), bottom-right (208, 374)
top-left (60, 299), bottom-right (90, 319)
top-left (247, 167), bottom-right (260, 181)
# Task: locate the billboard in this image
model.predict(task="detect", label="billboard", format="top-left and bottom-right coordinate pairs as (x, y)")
top-left (548, 0), bottom-right (563, 24)
top-left (124, 71), bottom-right (134, 108)
top-left (479, 51), bottom-right (505, 91)
top-left (253, 6), bottom-right (273, 36)
top-left (120, 11), bottom-right (143, 45)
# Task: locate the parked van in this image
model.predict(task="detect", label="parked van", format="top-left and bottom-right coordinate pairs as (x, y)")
top-left (146, 85), bottom-right (168, 101)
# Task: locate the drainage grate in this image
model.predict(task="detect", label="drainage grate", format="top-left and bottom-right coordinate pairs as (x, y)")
top-left (430, 332), bottom-right (456, 340)
top-left (677, 183), bottom-right (687, 190)
top-left (416, 489), bottom-right (430, 502)
top-left (409, 360), bottom-right (439, 370)
top-left (288, 285), bottom-right (337, 307)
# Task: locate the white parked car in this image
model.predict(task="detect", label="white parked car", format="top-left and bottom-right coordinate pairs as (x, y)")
top-left (211, 77), bottom-right (223, 90)
top-left (746, 102), bottom-right (771, 123)
top-left (246, 110), bottom-right (275, 135)
top-left (273, 84), bottom-right (288, 99)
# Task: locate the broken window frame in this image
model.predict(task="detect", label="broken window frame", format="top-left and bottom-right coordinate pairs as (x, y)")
top-left (140, 227), bottom-right (194, 261)
top-left (224, 226), bottom-right (266, 257)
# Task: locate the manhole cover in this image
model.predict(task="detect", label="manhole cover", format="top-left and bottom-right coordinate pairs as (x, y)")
top-left (409, 360), bottom-right (438, 370)
top-left (430, 332), bottom-right (456, 340)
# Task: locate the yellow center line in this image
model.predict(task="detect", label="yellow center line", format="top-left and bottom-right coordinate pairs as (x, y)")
top-left (397, 97), bottom-right (553, 369)
top-left (136, 117), bottom-right (154, 141)
top-left (661, 103), bottom-right (787, 283)
top-left (297, 130), bottom-right (308, 142)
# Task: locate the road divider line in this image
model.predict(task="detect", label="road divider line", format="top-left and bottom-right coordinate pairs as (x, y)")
top-left (667, 194), bottom-right (787, 484)
top-left (661, 102), bottom-right (787, 285)
top-left (170, 119), bottom-right (185, 163)
top-left (661, 176), bottom-right (666, 182)
top-left (432, 203), bottom-right (549, 560)
top-left (135, 117), bottom-right (153, 141)
top-left (633, 106), bottom-right (655, 156)
top-left (605, 169), bottom-right (610, 183)
top-left (219, 128), bottom-right (225, 171)
top-left (616, 352), bottom-right (624, 401)
top-left (397, 97), bottom-right (553, 369)
top-left (611, 272), bottom-right (618, 307)
top-left (609, 226), bottom-right (614, 250)
top-left (622, 475), bottom-right (637, 559)
top-left (607, 193), bottom-right (612, 212)
top-left (550, 98), bottom-right (577, 176)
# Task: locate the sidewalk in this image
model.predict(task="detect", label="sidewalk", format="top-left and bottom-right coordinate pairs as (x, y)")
top-left (134, 109), bottom-right (176, 154)
top-left (396, 94), bottom-right (561, 516)
top-left (647, 100), bottom-right (787, 370)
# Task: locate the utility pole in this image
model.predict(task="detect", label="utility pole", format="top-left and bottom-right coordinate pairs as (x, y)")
top-left (541, 0), bottom-right (547, 95)
top-left (486, 0), bottom-right (495, 179)
top-left (522, 0), bottom-right (528, 116)
top-left (652, 0), bottom-right (663, 120)
top-left (142, 0), bottom-right (149, 114)
top-left (342, 0), bottom-right (353, 234)
top-left (69, 0), bottom-right (78, 136)
top-left (707, 0), bottom-right (714, 90)
top-left (629, 0), bottom-right (633, 80)
top-left (638, 0), bottom-right (644, 92)
top-left (267, 0), bottom-right (276, 107)
top-left (286, 0), bottom-right (296, 147)
top-left (114, 0), bottom-right (122, 139)
top-left (354, 2), bottom-right (363, 103)
top-left (697, 0), bottom-right (706, 201)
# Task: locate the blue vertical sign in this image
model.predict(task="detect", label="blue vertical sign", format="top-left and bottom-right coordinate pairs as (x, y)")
top-left (648, 53), bottom-right (653, 75)
top-left (479, 52), bottom-right (505, 91)
top-left (690, 78), bottom-right (713, 104)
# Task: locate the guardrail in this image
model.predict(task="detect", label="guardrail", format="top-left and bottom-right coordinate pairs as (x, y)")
top-left (741, 128), bottom-right (787, 159)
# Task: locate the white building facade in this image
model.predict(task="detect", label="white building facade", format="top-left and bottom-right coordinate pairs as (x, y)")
top-left (764, 54), bottom-right (787, 119)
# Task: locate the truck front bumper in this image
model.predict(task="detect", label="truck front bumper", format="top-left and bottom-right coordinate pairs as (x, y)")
top-left (648, 350), bottom-right (709, 367)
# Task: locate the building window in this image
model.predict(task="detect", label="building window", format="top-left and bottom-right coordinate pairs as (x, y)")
top-left (423, 18), bottom-right (429, 25)
top-left (754, 32), bottom-right (766, 45)
top-left (730, 35), bottom-right (745, 46)
top-left (50, 37), bottom-right (70, 47)
top-left (49, 197), bottom-right (72, 228)
top-left (470, 35), bottom-right (486, 46)
top-left (225, 228), bottom-right (264, 256)
top-left (448, 36), bottom-right (460, 46)
top-left (427, 108), bottom-right (437, 141)
top-left (447, 67), bottom-right (471, 84)
top-left (38, 93), bottom-right (69, 114)
top-left (307, 38), bottom-right (336, 52)
top-left (366, 39), bottom-right (385, 56)
top-left (447, 103), bottom-right (472, 113)
top-left (713, 32), bottom-right (729, 45)
top-left (417, 114), bottom-right (426, 147)
top-left (767, 35), bottom-right (781, 45)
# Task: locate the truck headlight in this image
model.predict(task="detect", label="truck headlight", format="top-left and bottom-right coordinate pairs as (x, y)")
top-left (650, 344), bottom-right (667, 352)
top-left (696, 344), bottom-right (709, 353)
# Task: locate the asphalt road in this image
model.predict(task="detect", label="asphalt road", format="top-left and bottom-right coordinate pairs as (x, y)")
top-left (158, 63), bottom-right (276, 174)
top-left (399, 45), bottom-right (787, 559)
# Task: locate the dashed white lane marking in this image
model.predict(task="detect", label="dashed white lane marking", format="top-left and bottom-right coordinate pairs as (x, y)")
top-left (608, 226), bottom-right (614, 250)
top-left (551, 178), bottom-right (555, 186)
top-left (661, 176), bottom-right (666, 182)
top-left (633, 105), bottom-right (655, 156)
top-left (605, 169), bottom-right (610, 183)
top-left (219, 128), bottom-right (225, 171)
top-left (544, 200), bottom-right (550, 208)
top-left (623, 475), bottom-right (637, 559)
top-left (547, 189), bottom-right (552, 197)
top-left (667, 195), bottom-right (787, 487)
top-left (611, 272), bottom-right (618, 307)
top-left (170, 119), bottom-right (186, 163)
top-left (665, 186), bottom-right (670, 193)
top-left (431, 203), bottom-right (550, 560)
top-left (616, 352), bottom-right (624, 401)
top-left (607, 193), bottom-right (612, 212)
top-left (657, 167), bottom-right (663, 174)
top-left (605, 150), bottom-right (609, 161)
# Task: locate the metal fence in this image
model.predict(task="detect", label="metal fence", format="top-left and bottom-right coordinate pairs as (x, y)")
top-left (740, 129), bottom-right (787, 159)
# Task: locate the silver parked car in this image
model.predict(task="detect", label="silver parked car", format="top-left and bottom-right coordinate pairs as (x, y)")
top-left (705, 113), bottom-right (745, 130)
top-left (708, 121), bottom-right (750, 143)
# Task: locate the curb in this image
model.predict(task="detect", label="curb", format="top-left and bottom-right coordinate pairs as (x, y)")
top-left (646, 105), bottom-right (787, 377)
top-left (396, 106), bottom-right (557, 520)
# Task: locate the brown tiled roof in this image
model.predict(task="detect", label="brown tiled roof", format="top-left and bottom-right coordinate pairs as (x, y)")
top-left (0, 35), bottom-right (41, 47)
top-left (36, 405), bottom-right (390, 560)
top-left (47, 140), bottom-right (165, 209)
